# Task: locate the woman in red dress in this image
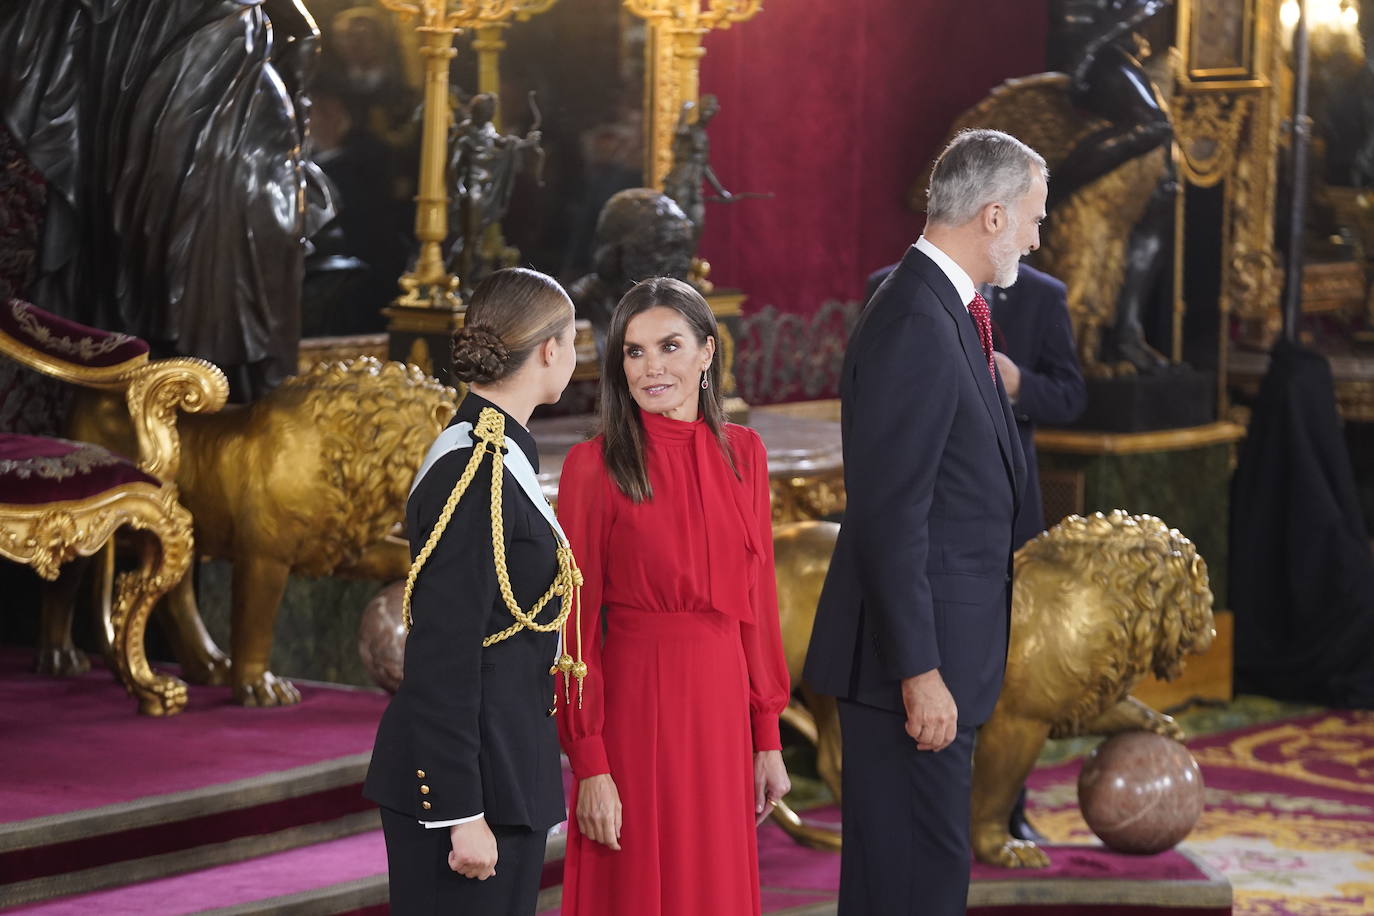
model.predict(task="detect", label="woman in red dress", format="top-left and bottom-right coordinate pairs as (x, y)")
top-left (556, 277), bottom-right (791, 915)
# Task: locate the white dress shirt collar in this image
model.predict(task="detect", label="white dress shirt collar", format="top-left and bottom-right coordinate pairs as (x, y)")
top-left (915, 236), bottom-right (975, 313)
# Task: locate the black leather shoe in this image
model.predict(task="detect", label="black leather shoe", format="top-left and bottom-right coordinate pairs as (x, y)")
top-left (1008, 805), bottom-right (1046, 843)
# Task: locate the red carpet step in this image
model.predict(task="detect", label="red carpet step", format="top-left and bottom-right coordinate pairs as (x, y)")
top-left (3, 828), bottom-right (574, 915)
top-left (5, 831), bottom-right (388, 915)
top-left (0, 648), bottom-right (389, 907)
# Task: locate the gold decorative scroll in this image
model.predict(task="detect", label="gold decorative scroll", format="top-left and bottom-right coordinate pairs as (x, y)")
top-left (1174, 93), bottom-right (1254, 188)
top-left (124, 357), bottom-right (229, 482)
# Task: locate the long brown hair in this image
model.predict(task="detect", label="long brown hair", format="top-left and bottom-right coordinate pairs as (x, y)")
top-left (450, 267), bottom-right (573, 384)
top-left (598, 277), bottom-right (735, 502)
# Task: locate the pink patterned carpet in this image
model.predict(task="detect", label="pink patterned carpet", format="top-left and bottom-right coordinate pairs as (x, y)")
top-left (1027, 710), bottom-right (1374, 916)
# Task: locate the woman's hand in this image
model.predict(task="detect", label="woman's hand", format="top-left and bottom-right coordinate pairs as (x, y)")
top-left (577, 773), bottom-right (623, 850)
top-left (448, 817), bottom-right (498, 879)
top-left (753, 750), bottom-right (791, 824)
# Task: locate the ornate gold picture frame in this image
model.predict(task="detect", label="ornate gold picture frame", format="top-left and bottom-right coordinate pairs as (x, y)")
top-left (1177, 0), bottom-right (1271, 90)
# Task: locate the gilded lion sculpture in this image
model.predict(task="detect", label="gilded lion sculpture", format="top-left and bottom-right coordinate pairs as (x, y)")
top-left (58, 358), bottom-right (457, 705)
top-left (970, 510), bottom-right (1214, 867)
top-left (774, 511), bottom-right (1215, 865)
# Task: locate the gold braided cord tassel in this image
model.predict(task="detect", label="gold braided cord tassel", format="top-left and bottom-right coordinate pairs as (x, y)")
top-left (400, 413), bottom-right (498, 632)
top-left (400, 408), bottom-right (587, 707)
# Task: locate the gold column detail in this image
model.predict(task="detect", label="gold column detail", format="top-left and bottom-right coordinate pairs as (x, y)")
top-left (471, 25), bottom-right (509, 127)
top-left (623, 0), bottom-right (764, 189)
top-left (379, 0), bottom-right (560, 308)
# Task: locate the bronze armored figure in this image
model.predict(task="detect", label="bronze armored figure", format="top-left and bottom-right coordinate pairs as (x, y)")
top-left (663, 95), bottom-right (728, 248)
top-left (1048, 0), bottom-right (1176, 372)
top-left (446, 93), bottom-right (544, 294)
top-left (662, 95), bottom-right (768, 251)
top-left (0, 0), bottom-right (333, 400)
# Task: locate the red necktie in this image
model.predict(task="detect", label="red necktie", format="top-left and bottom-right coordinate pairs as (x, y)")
top-left (968, 292), bottom-right (997, 383)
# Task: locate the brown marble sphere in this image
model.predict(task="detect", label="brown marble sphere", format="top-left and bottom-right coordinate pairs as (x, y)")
top-left (1077, 731), bottom-right (1205, 854)
top-left (358, 581), bottom-right (408, 693)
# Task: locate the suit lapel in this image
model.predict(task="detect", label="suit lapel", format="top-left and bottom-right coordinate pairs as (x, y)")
top-left (947, 296), bottom-right (1016, 485)
top-left (902, 248), bottom-right (1016, 488)
top-left (995, 369), bottom-right (1025, 512)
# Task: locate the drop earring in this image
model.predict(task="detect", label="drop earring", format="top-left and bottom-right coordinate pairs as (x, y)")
top-left (700, 371), bottom-right (709, 390)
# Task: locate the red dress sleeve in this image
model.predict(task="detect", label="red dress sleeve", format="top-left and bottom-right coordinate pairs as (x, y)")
top-left (736, 428), bottom-right (791, 751)
top-left (556, 440), bottom-right (614, 778)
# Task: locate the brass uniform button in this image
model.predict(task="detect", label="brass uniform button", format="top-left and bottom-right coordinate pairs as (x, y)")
top-left (420, 785), bottom-right (430, 795)
top-left (422, 801), bottom-right (432, 811)
top-left (416, 769), bottom-right (426, 779)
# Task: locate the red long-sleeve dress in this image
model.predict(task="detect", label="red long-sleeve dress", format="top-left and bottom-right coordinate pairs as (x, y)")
top-left (556, 410), bottom-right (790, 916)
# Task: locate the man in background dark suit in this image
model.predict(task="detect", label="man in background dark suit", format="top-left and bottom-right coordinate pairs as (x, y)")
top-left (804, 129), bottom-right (1045, 915)
top-left (983, 267), bottom-right (1087, 547)
top-left (865, 259), bottom-right (1087, 840)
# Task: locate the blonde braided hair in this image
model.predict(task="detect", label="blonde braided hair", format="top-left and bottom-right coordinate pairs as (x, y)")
top-left (402, 407), bottom-right (588, 707)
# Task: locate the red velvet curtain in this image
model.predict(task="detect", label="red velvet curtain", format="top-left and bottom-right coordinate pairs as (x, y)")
top-left (698, 0), bottom-right (1049, 315)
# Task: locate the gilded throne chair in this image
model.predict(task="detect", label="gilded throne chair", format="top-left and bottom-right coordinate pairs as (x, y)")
top-left (0, 299), bottom-right (227, 715)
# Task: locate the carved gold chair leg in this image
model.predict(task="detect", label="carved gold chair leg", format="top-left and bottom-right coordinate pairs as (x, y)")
top-left (3, 298), bottom-right (229, 715)
top-left (108, 496), bottom-right (195, 716)
top-left (775, 697), bottom-right (845, 850)
top-left (780, 699), bottom-right (819, 744)
top-left (802, 687), bottom-right (844, 802)
top-left (771, 798), bottom-right (842, 851)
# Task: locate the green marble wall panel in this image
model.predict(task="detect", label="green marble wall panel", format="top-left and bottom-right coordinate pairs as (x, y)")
top-left (195, 560), bottom-right (387, 689)
top-left (1038, 442), bottom-right (1233, 609)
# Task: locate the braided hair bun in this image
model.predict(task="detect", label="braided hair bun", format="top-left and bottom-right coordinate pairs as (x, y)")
top-left (451, 324), bottom-right (512, 384)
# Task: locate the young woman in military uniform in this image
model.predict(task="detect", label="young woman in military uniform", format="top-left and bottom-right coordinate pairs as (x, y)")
top-left (364, 267), bottom-right (582, 914)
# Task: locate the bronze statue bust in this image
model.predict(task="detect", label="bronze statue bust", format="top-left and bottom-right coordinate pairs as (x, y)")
top-left (568, 188), bottom-right (695, 347)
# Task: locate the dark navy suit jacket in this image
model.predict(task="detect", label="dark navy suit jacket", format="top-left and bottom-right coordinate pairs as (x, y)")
top-left (864, 261), bottom-right (1085, 550)
top-left (804, 246), bottom-right (1027, 726)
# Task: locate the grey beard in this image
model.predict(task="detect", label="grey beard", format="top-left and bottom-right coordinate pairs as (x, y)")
top-left (989, 237), bottom-right (1021, 288)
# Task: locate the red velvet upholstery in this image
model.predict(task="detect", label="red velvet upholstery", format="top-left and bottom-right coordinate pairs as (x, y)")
top-left (1, 299), bottom-right (148, 369)
top-left (0, 434), bottom-right (159, 505)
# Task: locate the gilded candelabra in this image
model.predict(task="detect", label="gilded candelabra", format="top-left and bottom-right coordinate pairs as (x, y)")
top-left (378, 0), bottom-right (558, 308)
top-left (624, 0), bottom-right (764, 189)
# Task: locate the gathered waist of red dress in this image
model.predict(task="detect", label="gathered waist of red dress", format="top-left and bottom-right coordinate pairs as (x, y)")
top-left (603, 603), bottom-right (739, 640)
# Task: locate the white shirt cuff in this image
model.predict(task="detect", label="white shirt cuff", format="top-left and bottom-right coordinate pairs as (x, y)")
top-left (421, 812), bottom-right (484, 828)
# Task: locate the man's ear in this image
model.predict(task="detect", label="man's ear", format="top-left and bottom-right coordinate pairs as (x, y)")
top-left (983, 201), bottom-right (1004, 234)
